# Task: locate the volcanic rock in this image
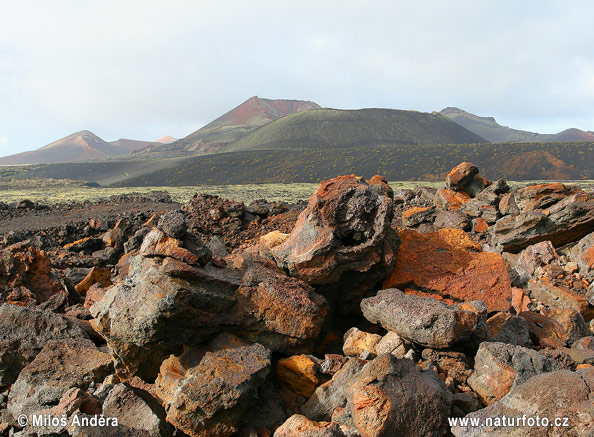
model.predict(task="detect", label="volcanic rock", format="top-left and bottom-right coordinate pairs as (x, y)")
top-left (452, 368), bottom-right (594, 436)
top-left (434, 210), bottom-right (471, 231)
top-left (74, 266), bottom-right (112, 295)
top-left (274, 414), bottom-right (346, 437)
top-left (90, 251), bottom-right (326, 380)
top-left (513, 241), bottom-right (558, 284)
top-left (344, 354), bottom-right (452, 436)
top-left (342, 327), bottom-right (382, 358)
top-left (4, 339), bottom-right (113, 426)
top-left (0, 241), bottom-right (66, 306)
top-left (402, 206), bottom-right (437, 227)
top-left (570, 231), bottom-right (594, 278)
top-left (157, 209), bottom-right (187, 239)
top-left (515, 182), bottom-right (577, 211)
top-left (271, 175), bottom-right (396, 308)
top-left (277, 355), bottom-right (322, 399)
top-left (383, 228), bottom-right (512, 312)
top-left (492, 193), bottom-right (594, 252)
top-left (301, 358), bottom-right (366, 422)
top-left (446, 162), bottom-right (479, 191)
top-left (154, 334), bottom-right (271, 437)
top-left (467, 342), bottom-right (557, 405)
top-left (361, 288), bottom-right (486, 348)
top-left (436, 188), bottom-right (472, 210)
top-left (0, 304), bottom-right (90, 387)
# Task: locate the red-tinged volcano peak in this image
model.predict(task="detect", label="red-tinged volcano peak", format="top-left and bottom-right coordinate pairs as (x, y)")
top-left (207, 96), bottom-right (321, 128)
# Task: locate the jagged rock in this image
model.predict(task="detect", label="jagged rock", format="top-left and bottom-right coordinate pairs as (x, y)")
top-left (342, 327), bottom-right (382, 358)
top-left (519, 311), bottom-right (570, 349)
top-left (446, 162), bottom-right (479, 191)
top-left (63, 236), bottom-right (104, 254)
top-left (4, 339), bottom-right (113, 426)
top-left (274, 414), bottom-right (346, 437)
top-left (0, 241), bottom-right (66, 306)
top-left (344, 354), bottom-right (452, 436)
top-left (486, 312), bottom-right (532, 347)
top-left (74, 266), bottom-right (112, 295)
top-left (498, 192), bottom-right (520, 216)
top-left (402, 206), bottom-right (436, 227)
top-left (90, 252), bottom-right (326, 380)
top-left (473, 217), bottom-right (489, 233)
top-left (318, 354), bottom-right (349, 376)
top-left (139, 228), bottom-right (200, 265)
top-left (433, 210), bottom-right (471, 231)
top-left (436, 188), bottom-right (472, 210)
top-left (515, 182), bottom-right (578, 211)
top-left (513, 241), bottom-right (558, 284)
top-left (102, 219), bottom-right (131, 249)
top-left (0, 304), bottom-right (90, 387)
top-left (181, 232), bottom-right (213, 266)
top-left (301, 358), bottom-right (366, 422)
top-left (421, 349), bottom-right (473, 387)
top-left (154, 334), bottom-right (271, 437)
top-left (467, 342), bottom-right (557, 405)
top-left (464, 174), bottom-right (491, 197)
top-left (452, 368), bottom-right (594, 436)
top-left (384, 228), bottom-right (512, 312)
top-left (375, 331), bottom-right (407, 358)
top-left (547, 308), bottom-right (592, 345)
top-left (570, 231), bottom-right (594, 278)
top-left (492, 193), bottom-right (594, 252)
top-left (277, 355), bottom-right (322, 399)
top-left (526, 278), bottom-right (591, 317)
top-left (361, 289), bottom-right (486, 348)
top-left (123, 227), bottom-right (150, 253)
top-left (157, 209), bottom-right (187, 239)
top-left (271, 175), bottom-right (396, 308)
top-left (259, 230), bottom-right (290, 259)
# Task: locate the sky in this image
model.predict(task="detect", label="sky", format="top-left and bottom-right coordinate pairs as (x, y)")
top-left (1, 0), bottom-right (594, 156)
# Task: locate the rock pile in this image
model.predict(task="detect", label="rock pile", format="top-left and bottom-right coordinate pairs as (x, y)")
top-left (1, 165), bottom-right (594, 436)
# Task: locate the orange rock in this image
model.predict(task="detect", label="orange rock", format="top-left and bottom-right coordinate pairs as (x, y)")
top-left (384, 228), bottom-right (512, 312)
top-left (526, 278), bottom-right (591, 318)
top-left (511, 287), bottom-right (530, 314)
top-left (75, 267), bottom-right (112, 295)
top-left (274, 414), bottom-right (343, 437)
top-left (139, 228), bottom-right (198, 265)
top-left (519, 311), bottom-right (570, 349)
top-left (436, 188), bottom-right (472, 210)
top-left (0, 241), bottom-right (65, 305)
top-left (446, 162), bottom-right (479, 191)
top-left (474, 217), bottom-right (489, 233)
top-left (342, 328), bottom-right (382, 358)
top-left (403, 206), bottom-right (431, 220)
top-left (577, 363), bottom-right (593, 370)
top-left (277, 355), bottom-right (322, 399)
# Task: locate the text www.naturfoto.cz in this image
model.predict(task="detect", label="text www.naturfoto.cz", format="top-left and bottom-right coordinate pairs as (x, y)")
top-left (448, 415), bottom-right (570, 428)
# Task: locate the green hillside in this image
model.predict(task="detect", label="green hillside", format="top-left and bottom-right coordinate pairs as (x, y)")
top-left (221, 108), bottom-right (487, 152)
top-left (111, 142), bottom-right (594, 186)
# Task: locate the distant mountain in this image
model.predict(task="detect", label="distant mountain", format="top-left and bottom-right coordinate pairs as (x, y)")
top-left (440, 107), bottom-right (594, 143)
top-left (0, 131), bottom-right (119, 165)
top-left (156, 136), bottom-right (176, 144)
top-left (0, 131), bottom-right (170, 165)
top-left (222, 108), bottom-right (487, 153)
top-left (135, 96), bottom-right (321, 157)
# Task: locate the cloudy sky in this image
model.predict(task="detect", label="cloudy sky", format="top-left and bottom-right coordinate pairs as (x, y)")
top-left (1, 0), bottom-right (593, 156)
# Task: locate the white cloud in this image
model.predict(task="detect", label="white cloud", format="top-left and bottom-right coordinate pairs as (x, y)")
top-left (1, 0), bottom-right (594, 156)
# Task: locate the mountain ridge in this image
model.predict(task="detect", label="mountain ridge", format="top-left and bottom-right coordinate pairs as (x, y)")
top-left (440, 107), bottom-right (594, 143)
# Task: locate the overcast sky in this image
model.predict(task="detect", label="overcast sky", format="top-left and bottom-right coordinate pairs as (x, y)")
top-left (1, 0), bottom-right (593, 156)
